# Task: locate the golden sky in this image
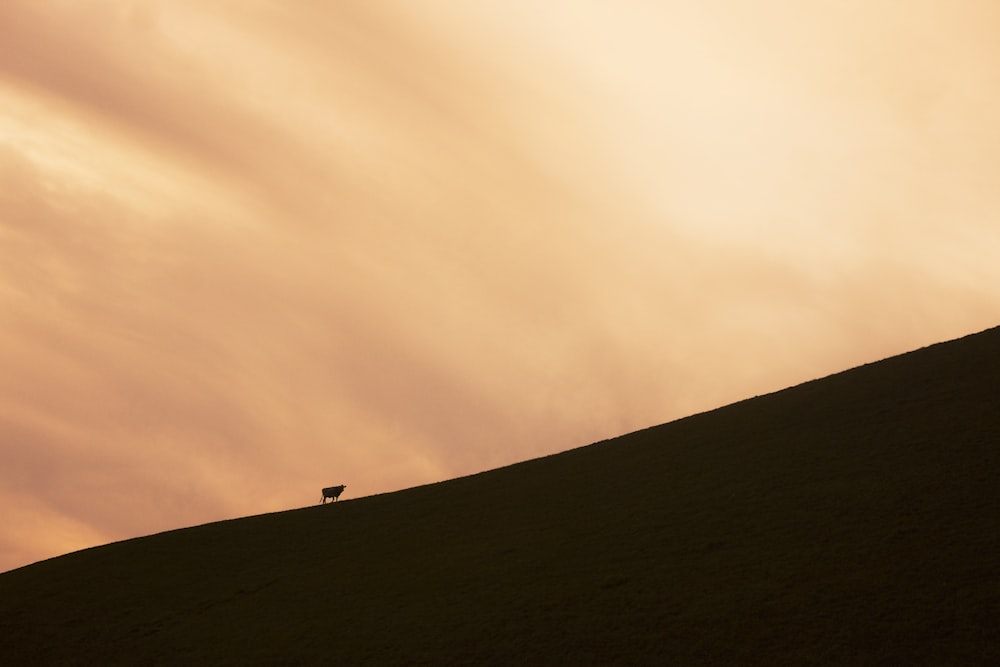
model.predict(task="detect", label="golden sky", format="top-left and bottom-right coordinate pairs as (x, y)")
top-left (2, 0), bottom-right (998, 572)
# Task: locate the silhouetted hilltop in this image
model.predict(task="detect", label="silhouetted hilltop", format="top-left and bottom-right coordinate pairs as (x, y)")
top-left (2, 326), bottom-right (998, 665)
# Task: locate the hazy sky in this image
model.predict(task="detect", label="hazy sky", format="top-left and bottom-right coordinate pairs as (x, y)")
top-left (2, 0), bottom-right (998, 573)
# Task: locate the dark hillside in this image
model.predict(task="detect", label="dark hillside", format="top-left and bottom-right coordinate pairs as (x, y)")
top-left (2, 326), bottom-right (999, 665)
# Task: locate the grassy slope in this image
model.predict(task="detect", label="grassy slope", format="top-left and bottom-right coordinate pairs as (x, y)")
top-left (1, 327), bottom-right (999, 665)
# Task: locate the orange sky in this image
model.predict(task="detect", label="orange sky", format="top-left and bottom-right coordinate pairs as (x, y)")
top-left (2, 0), bottom-right (999, 573)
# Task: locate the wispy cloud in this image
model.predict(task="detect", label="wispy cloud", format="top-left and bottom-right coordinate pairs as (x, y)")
top-left (2, 0), bottom-right (998, 572)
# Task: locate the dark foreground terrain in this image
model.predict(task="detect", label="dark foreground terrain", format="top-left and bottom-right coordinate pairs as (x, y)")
top-left (2, 327), bottom-right (999, 665)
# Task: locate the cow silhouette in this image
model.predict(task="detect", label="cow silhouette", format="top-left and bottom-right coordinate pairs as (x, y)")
top-left (320, 484), bottom-right (347, 504)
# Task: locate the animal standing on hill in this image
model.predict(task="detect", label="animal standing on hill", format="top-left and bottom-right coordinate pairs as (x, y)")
top-left (320, 484), bottom-right (347, 504)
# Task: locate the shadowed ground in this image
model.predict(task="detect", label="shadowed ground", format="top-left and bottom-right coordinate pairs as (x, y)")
top-left (1, 326), bottom-right (998, 665)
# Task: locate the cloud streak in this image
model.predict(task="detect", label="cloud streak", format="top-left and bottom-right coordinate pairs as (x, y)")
top-left (2, 0), bottom-right (998, 572)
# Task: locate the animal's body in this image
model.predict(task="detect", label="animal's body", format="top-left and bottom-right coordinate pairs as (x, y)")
top-left (320, 484), bottom-right (347, 503)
